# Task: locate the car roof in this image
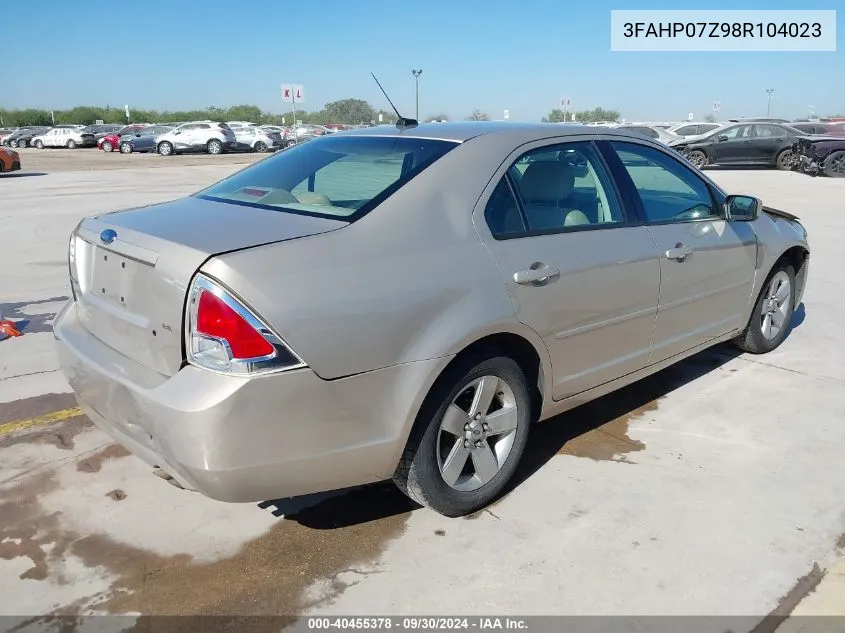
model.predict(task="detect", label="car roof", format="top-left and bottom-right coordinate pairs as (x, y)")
top-left (339, 121), bottom-right (652, 143)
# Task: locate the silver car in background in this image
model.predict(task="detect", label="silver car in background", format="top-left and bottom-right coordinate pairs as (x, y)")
top-left (233, 125), bottom-right (280, 152)
top-left (54, 122), bottom-right (810, 517)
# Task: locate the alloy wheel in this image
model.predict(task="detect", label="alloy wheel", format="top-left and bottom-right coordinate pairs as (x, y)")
top-left (760, 271), bottom-right (791, 340)
top-left (436, 375), bottom-right (519, 492)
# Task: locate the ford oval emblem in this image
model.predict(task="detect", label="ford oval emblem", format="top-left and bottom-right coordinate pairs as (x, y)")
top-left (100, 229), bottom-right (117, 245)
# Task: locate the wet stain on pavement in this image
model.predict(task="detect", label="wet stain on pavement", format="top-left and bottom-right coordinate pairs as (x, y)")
top-left (76, 444), bottom-right (130, 473)
top-left (557, 400), bottom-right (654, 462)
top-left (0, 392), bottom-right (91, 451)
top-left (0, 471), bottom-right (74, 582)
top-left (0, 392), bottom-right (79, 425)
top-left (0, 296), bottom-right (69, 335)
top-left (1, 467), bottom-right (412, 622)
top-left (837, 533), bottom-right (845, 551)
top-left (0, 415), bottom-right (91, 451)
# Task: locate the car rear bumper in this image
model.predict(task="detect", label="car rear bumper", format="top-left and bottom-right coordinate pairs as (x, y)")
top-left (53, 299), bottom-right (445, 502)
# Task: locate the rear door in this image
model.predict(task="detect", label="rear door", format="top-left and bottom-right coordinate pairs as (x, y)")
top-left (752, 124), bottom-right (789, 162)
top-left (604, 140), bottom-right (757, 364)
top-left (475, 139), bottom-right (660, 400)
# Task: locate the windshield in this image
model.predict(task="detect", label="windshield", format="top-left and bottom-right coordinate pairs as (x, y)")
top-left (197, 135), bottom-right (457, 221)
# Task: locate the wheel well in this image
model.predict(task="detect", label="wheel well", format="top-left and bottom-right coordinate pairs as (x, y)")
top-left (775, 245), bottom-right (809, 298)
top-left (445, 333), bottom-right (544, 420)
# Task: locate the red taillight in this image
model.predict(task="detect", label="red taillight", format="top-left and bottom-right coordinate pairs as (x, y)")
top-left (196, 290), bottom-right (273, 359)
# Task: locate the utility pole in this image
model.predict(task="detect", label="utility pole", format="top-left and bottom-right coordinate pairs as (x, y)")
top-left (765, 89), bottom-right (775, 117)
top-left (411, 69), bottom-right (423, 120)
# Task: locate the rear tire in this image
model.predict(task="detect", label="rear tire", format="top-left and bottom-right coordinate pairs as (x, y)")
top-left (157, 141), bottom-right (173, 156)
top-left (101, 140), bottom-right (113, 152)
top-left (393, 353), bottom-right (532, 517)
top-left (207, 139), bottom-right (223, 155)
top-left (776, 149), bottom-right (795, 171)
top-left (733, 263), bottom-right (796, 354)
top-left (823, 151), bottom-right (845, 178)
top-left (253, 141), bottom-right (267, 153)
top-left (67, 139), bottom-right (77, 149)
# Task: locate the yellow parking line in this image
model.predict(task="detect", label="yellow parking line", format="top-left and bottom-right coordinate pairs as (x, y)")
top-left (0, 407), bottom-right (83, 438)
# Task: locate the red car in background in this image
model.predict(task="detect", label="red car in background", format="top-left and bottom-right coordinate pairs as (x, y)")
top-left (98, 124), bottom-right (148, 152)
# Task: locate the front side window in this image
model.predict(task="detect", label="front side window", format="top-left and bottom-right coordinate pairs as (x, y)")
top-left (198, 135), bottom-right (457, 221)
top-left (609, 141), bottom-right (719, 223)
top-left (674, 125), bottom-right (697, 136)
top-left (718, 125), bottom-right (752, 140)
top-left (484, 141), bottom-right (623, 238)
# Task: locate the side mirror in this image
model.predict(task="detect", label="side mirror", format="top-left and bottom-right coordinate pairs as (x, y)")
top-left (173, 130), bottom-right (181, 135)
top-left (717, 135), bottom-right (729, 142)
top-left (725, 195), bottom-right (761, 222)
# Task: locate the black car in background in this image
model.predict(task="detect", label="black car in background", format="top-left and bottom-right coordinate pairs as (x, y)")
top-left (669, 122), bottom-right (807, 170)
top-left (791, 121), bottom-right (845, 136)
top-left (4, 126), bottom-right (51, 148)
top-left (78, 124), bottom-right (123, 147)
top-left (119, 125), bottom-right (175, 153)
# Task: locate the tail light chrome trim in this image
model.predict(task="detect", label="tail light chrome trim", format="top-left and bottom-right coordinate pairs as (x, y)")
top-left (185, 273), bottom-right (306, 376)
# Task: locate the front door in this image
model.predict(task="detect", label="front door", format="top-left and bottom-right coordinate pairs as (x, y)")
top-left (605, 140), bottom-right (757, 364)
top-left (710, 124), bottom-right (755, 164)
top-left (475, 140), bottom-right (660, 400)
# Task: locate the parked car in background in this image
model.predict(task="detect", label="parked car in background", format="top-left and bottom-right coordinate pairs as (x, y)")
top-left (0, 129), bottom-right (15, 145)
top-left (54, 123), bottom-right (809, 517)
top-left (790, 122), bottom-right (845, 136)
top-left (155, 121), bottom-right (237, 155)
top-left (667, 122), bottom-right (722, 138)
top-left (793, 135), bottom-right (845, 177)
top-left (670, 122), bottom-right (806, 170)
top-left (79, 124), bottom-right (123, 147)
top-left (226, 121), bottom-right (258, 129)
top-left (284, 123), bottom-right (330, 145)
top-left (33, 126), bottom-right (90, 149)
top-left (613, 124), bottom-right (681, 145)
top-left (232, 126), bottom-right (280, 153)
top-left (9, 126), bottom-right (51, 148)
top-left (98, 124), bottom-right (148, 152)
top-left (119, 125), bottom-right (175, 153)
top-left (323, 123), bottom-right (355, 133)
top-left (0, 147), bottom-right (21, 173)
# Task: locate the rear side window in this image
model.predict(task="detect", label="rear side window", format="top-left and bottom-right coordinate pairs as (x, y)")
top-left (197, 136), bottom-right (457, 221)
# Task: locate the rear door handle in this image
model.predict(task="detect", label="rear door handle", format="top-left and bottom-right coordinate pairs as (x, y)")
top-left (665, 243), bottom-right (693, 261)
top-left (514, 262), bottom-right (560, 285)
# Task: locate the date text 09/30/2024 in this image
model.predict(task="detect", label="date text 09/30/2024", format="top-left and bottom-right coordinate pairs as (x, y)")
top-left (307, 617), bottom-right (528, 630)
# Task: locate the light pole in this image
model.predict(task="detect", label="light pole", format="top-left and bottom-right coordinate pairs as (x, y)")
top-left (765, 89), bottom-right (775, 117)
top-left (411, 69), bottom-right (423, 120)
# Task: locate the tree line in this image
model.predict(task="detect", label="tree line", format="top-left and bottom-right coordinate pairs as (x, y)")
top-left (0, 100), bottom-right (627, 128)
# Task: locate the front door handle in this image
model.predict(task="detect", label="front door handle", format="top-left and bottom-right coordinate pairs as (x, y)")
top-left (665, 243), bottom-right (693, 261)
top-left (514, 262), bottom-right (560, 286)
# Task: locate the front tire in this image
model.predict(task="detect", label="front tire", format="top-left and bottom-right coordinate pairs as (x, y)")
top-left (688, 150), bottom-right (708, 169)
top-left (207, 139), bottom-right (223, 154)
top-left (18, 139), bottom-right (28, 148)
top-left (34, 140), bottom-right (43, 149)
top-left (776, 149), bottom-right (796, 171)
top-left (157, 141), bottom-right (173, 156)
top-left (101, 140), bottom-right (113, 152)
top-left (734, 263), bottom-right (796, 354)
top-left (253, 141), bottom-right (267, 153)
top-left (823, 151), bottom-right (845, 178)
top-left (120, 142), bottom-right (132, 154)
top-left (393, 353), bottom-right (532, 517)
top-left (8, 140), bottom-right (18, 148)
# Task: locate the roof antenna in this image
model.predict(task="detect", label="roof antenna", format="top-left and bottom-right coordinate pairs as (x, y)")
top-left (371, 73), bottom-right (418, 129)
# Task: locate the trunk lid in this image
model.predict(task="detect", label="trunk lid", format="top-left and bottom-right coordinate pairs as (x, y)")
top-left (72, 196), bottom-right (346, 376)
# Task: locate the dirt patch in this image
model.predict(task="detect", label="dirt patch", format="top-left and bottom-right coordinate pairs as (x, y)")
top-left (76, 444), bottom-right (131, 473)
top-left (558, 400), bottom-right (655, 462)
top-left (106, 489), bottom-right (127, 502)
top-left (750, 563), bottom-right (826, 633)
top-left (836, 533), bottom-right (845, 551)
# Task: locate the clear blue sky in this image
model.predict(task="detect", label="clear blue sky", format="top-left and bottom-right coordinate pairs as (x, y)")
top-left (1, 0), bottom-right (841, 121)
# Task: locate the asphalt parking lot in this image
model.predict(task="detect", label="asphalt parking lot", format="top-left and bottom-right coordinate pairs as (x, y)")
top-left (2, 149), bottom-right (845, 628)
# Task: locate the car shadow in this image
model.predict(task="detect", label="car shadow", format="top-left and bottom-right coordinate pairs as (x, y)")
top-left (260, 310), bottom-right (806, 528)
top-left (0, 172), bottom-right (48, 178)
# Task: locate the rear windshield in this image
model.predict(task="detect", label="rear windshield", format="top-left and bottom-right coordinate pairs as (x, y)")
top-left (196, 135), bottom-right (458, 221)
